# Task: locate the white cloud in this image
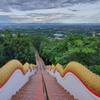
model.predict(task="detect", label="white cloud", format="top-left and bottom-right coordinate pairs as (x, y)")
top-left (0, 0), bottom-right (100, 23)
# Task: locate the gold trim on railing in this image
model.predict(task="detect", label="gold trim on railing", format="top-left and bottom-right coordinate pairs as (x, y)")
top-left (0, 60), bottom-right (35, 88)
top-left (47, 61), bottom-right (100, 95)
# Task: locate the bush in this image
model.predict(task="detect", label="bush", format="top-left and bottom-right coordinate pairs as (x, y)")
top-left (41, 34), bottom-right (100, 75)
top-left (89, 65), bottom-right (100, 75)
top-left (0, 31), bottom-right (35, 67)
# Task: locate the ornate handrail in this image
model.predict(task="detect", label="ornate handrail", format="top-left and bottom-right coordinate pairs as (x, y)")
top-left (0, 60), bottom-right (36, 88)
top-left (47, 61), bottom-right (100, 97)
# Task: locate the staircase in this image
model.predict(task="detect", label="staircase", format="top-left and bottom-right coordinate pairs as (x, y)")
top-left (11, 52), bottom-right (77, 100)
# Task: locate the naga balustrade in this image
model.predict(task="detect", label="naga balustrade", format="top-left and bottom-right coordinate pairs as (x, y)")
top-left (0, 60), bottom-right (36, 100)
top-left (47, 61), bottom-right (100, 100)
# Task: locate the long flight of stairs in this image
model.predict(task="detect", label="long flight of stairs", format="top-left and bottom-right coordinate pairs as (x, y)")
top-left (12, 71), bottom-right (45, 100)
top-left (11, 70), bottom-right (77, 100)
top-left (11, 53), bottom-right (77, 100)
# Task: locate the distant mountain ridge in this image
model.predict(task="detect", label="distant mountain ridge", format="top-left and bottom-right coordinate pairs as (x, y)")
top-left (0, 23), bottom-right (100, 30)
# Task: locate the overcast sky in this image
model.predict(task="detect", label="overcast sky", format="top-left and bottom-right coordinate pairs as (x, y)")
top-left (0, 0), bottom-right (100, 23)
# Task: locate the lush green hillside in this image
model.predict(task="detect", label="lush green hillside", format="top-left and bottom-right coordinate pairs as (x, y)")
top-left (0, 31), bottom-right (35, 66)
top-left (40, 34), bottom-right (100, 75)
top-left (0, 30), bottom-right (100, 75)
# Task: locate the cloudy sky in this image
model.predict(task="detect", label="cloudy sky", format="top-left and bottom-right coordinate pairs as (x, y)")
top-left (0, 0), bottom-right (100, 23)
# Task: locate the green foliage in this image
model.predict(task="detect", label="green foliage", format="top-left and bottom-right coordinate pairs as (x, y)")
top-left (41, 34), bottom-right (100, 75)
top-left (0, 30), bottom-right (49, 67)
top-left (89, 65), bottom-right (100, 75)
top-left (30, 35), bottom-right (48, 53)
top-left (0, 30), bottom-right (100, 75)
top-left (0, 30), bottom-right (36, 67)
